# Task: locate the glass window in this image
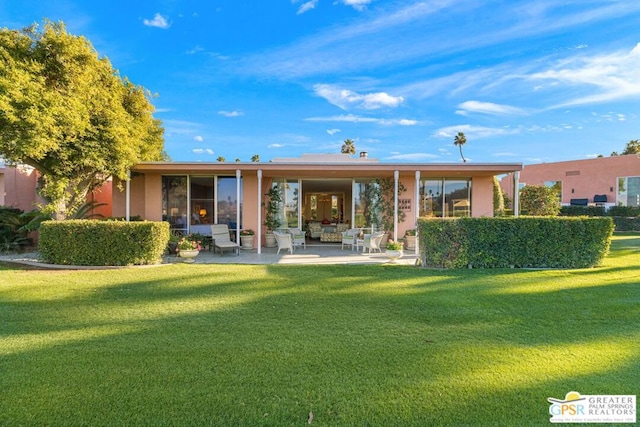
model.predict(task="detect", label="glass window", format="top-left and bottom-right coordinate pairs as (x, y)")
top-left (217, 176), bottom-right (241, 230)
top-left (419, 178), bottom-right (471, 217)
top-left (190, 176), bottom-right (214, 226)
top-left (162, 176), bottom-right (188, 234)
top-left (544, 180), bottom-right (562, 201)
top-left (283, 180), bottom-right (300, 228)
top-left (618, 176), bottom-right (640, 207)
top-left (353, 179), bottom-right (379, 230)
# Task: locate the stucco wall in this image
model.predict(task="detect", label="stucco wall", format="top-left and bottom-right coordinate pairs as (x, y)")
top-left (0, 165), bottom-right (40, 211)
top-left (501, 155), bottom-right (640, 205)
top-left (471, 176), bottom-right (494, 217)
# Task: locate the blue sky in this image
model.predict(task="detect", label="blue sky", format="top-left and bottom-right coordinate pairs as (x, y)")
top-left (1, 1), bottom-right (639, 164)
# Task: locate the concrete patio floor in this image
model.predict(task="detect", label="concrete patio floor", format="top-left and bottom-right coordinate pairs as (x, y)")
top-left (0, 244), bottom-right (419, 268)
top-left (167, 243), bottom-right (419, 266)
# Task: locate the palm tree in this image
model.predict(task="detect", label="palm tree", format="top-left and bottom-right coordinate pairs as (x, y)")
top-left (453, 132), bottom-right (467, 163)
top-left (216, 156), bottom-right (225, 162)
top-left (251, 154), bottom-right (260, 162)
top-left (341, 139), bottom-right (356, 155)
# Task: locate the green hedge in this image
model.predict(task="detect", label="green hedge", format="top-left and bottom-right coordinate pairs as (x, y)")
top-left (418, 217), bottom-right (614, 269)
top-left (39, 220), bottom-right (170, 266)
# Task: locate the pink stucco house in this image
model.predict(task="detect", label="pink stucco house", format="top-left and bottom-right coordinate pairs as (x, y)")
top-left (500, 154), bottom-right (640, 208)
top-left (112, 153), bottom-right (522, 253)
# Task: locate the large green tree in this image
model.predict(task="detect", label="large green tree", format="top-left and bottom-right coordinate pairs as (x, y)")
top-left (0, 21), bottom-right (165, 219)
top-left (621, 139), bottom-right (640, 155)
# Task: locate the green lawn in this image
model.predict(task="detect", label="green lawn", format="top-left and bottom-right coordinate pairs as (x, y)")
top-left (1, 235), bottom-right (639, 426)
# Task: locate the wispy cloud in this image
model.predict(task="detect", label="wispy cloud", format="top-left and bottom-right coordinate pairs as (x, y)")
top-left (192, 148), bottom-right (215, 155)
top-left (194, 136), bottom-right (204, 142)
top-left (384, 153), bottom-right (439, 161)
top-left (314, 84), bottom-right (404, 110)
top-left (342, 0), bottom-right (371, 11)
top-left (218, 110), bottom-right (244, 117)
top-left (326, 128), bottom-right (341, 135)
top-left (143, 13), bottom-right (170, 29)
top-left (530, 42), bottom-right (640, 108)
top-left (433, 124), bottom-right (520, 139)
top-left (268, 143), bottom-right (285, 148)
top-left (305, 114), bottom-right (417, 126)
top-left (295, 0), bottom-right (318, 15)
top-left (456, 100), bottom-right (527, 116)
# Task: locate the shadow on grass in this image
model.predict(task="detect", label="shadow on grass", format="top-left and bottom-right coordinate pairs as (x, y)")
top-left (1, 237), bottom-right (639, 425)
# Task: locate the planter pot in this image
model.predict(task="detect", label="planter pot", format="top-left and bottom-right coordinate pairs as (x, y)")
top-left (264, 233), bottom-right (276, 248)
top-left (404, 235), bottom-right (417, 250)
top-left (385, 249), bottom-right (403, 263)
top-left (240, 235), bottom-right (254, 250)
top-left (178, 249), bottom-right (199, 263)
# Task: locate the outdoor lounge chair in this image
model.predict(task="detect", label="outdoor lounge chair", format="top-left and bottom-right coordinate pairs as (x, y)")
top-left (341, 228), bottom-right (360, 250)
top-left (210, 224), bottom-right (240, 256)
top-left (289, 228), bottom-right (306, 250)
top-left (274, 231), bottom-right (293, 254)
top-left (359, 231), bottom-right (386, 253)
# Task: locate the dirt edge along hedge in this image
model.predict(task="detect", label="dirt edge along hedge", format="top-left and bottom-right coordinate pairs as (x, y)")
top-left (418, 217), bottom-right (614, 269)
top-left (39, 220), bottom-right (170, 266)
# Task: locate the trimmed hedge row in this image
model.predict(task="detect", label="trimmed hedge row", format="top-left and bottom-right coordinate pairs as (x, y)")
top-left (559, 206), bottom-right (640, 231)
top-left (418, 217), bottom-right (614, 269)
top-left (39, 220), bottom-right (170, 266)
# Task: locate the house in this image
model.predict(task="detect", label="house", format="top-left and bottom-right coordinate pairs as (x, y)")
top-left (500, 154), bottom-right (640, 208)
top-left (0, 161), bottom-right (113, 217)
top-left (112, 153), bottom-right (522, 253)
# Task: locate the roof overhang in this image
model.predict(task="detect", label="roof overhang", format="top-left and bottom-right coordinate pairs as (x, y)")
top-left (131, 161), bottom-right (523, 179)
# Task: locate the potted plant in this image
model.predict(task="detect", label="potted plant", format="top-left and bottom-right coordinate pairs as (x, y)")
top-left (167, 231), bottom-right (182, 255)
top-left (385, 240), bottom-right (404, 263)
top-left (263, 186), bottom-right (283, 247)
top-left (240, 229), bottom-right (255, 250)
top-left (176, 233), bottom-right (202, 263)
top-left (404, 229), bottom-right (417, 250)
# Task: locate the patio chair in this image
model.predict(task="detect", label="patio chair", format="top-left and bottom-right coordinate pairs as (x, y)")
top-left (273, 231), bottom-right (294, 254)
top-left (360, 231), bottom-right (386, 253)
top-left (210, 224), bottom-right (240, 256)
top-left (289, 228), bottom-right (306, 250)
top-left (341, 228), bottom-right (360, 250)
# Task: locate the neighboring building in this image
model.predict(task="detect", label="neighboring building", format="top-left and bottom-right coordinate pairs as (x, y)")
top-left (500, 154), bottom-right (640, 208)
top-left (113, 153), bottom-right (522, 253)
top-left (0, 161), bottom-right (113, 217)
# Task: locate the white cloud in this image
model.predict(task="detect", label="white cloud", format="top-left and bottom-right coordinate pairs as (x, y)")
top-left (194, 136), bottom-right (204, 142)
top-left (305, 114), bottom-right (415, 126)
top-left (384, 153), bottom-right (439, 161)
top-left (531, 42), bottom-right (640, 108)
top-left (341, 0), bottom-right (371, 11)
top-left (143, 13), bottom-right (170, 29)
top-left (326, 128), bottom-right (341, 135)
top-left (314, 84), bottom-right (404, 110)
top-left (296, 0), bottom-right (318, 14)
top-left (186, 46), bottom-right (205, 55)
top-left (218, 110), bottom-right (244, 117)
top-left (434, 124), bottom-right (520, 139)
top-left (268, 143), bottom-right (285, 148)
top-left (456, 100), bottom-right (527, 116)
top-left (192, 148), bottom-right (214, 155)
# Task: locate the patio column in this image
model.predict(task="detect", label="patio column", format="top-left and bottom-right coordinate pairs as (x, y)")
top-left (257, 169), bottom-right (262, 254)
top-left (414, 170), bottom-right (420, 256)
top-left (394, 170), bottom-right (399, 241)
top-left (513, 171), bottom-right (520, 218)
top-left (236, 169), bottom-right (241, 244)
top-left (125, 170), bottom-right (130, 222)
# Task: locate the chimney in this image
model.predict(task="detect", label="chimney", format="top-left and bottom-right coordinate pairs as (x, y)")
top-left (359, 151), bottom-right (368, 158)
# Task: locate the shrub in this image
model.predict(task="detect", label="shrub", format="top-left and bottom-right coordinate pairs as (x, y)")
top-left (519, 185), bottom-right (561, 216)
top-left (39, 220), bottom-right (170, 266)
top-left (418, 217), bottom-right (613, 269)
top-left (560, 206), bottom-right (606, 217)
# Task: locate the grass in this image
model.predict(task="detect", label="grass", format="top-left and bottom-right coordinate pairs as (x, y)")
top-left (1, 234), bottom-right (639, 426)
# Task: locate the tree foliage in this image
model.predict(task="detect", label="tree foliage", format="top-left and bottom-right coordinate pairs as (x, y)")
top-left (519, 185), bottom-right (561, 216)
top-left (341, 139), bottom-right (356, 155)
top-left (492, 176), bottom-right (505, 216)
top-left (0, 21), bottom-right (165, 219)
top-left (621, 139), bottom-right (640, 155)
top-left (453, 132), bottom-right (467, 163)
